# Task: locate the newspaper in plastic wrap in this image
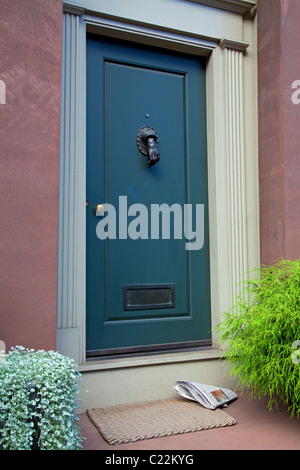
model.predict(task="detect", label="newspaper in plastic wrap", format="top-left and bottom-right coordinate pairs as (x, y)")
top-left (174, 380), bottom-right (238, 409)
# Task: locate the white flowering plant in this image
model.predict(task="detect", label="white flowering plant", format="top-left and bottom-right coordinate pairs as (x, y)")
top-left (0, 346), bottom-right (84, 450)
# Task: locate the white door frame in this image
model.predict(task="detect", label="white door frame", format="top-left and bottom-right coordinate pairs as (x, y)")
top-left (57, 1), bottom-right (259, 365)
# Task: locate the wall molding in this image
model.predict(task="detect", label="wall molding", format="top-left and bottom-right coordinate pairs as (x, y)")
top-left (84, 14), bottom-right (218, 57)
top-left (185, 0), bottom-right (256, 15)
top-left (63, 4), bottom-right (85, 15)
top-left (220, 37), bottom-right (249, 53)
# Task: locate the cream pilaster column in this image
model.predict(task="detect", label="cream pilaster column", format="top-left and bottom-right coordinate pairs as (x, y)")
top-left (57, 7), bottom-right (86, 363)
top-left (220, 38), bottom-right (249, 300)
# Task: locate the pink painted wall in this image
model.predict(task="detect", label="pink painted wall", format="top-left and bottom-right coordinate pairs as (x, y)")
top-left (258, 0), bottom-right (300, 265)
top-left (0, 0), bottom-right (62, 351)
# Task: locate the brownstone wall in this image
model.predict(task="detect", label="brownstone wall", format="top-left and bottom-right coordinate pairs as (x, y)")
top-left (0, 0), bottom-right (63, 351)
top-left (258, 0), bottom-right (300, 265)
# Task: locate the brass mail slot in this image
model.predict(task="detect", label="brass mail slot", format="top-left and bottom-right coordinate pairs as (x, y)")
top-left (123, 284), bottom-right (175, 311)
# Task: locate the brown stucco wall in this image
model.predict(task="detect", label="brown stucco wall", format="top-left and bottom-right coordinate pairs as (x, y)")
top-left (258, 0), bottom-right (300, 265)
top-left (0, 0), bottom-right (62, 351)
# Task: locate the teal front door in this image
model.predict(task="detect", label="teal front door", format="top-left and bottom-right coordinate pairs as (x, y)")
top-left (86, 35), bottom-right (211, 356)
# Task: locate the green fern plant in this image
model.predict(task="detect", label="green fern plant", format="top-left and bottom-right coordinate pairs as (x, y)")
top-left (217, 259), bottom-right (300, 417)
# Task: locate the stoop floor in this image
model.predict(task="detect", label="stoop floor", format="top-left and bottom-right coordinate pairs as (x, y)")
top-left (78, 391), bottom-right (300, 451)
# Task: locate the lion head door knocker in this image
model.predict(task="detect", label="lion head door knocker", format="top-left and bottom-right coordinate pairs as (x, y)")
top-left (136, 126), bottom-right (160, 167)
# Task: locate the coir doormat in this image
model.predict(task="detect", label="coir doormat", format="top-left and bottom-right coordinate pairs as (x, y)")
top-left (86, 398), bottom-right (236, 445)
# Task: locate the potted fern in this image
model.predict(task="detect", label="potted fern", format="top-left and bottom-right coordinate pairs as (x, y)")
top-left (0, 346), bottom-right (83, 450)
top-left (217, 259), bottom-right (300, 417)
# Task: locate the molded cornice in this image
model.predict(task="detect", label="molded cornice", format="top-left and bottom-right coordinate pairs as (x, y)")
top-left (220, 37), bottom-right (249, 52)
top-left (63, 4), bottom-right (85, 15)
top-left (185, 0), bottom-right (256, 15)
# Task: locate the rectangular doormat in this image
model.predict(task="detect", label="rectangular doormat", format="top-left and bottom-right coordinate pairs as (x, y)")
top-left (86, 398), bottom-right (236, 445)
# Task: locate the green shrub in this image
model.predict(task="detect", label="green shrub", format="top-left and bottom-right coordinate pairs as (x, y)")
top-left (217, 259), bottom-right (300, 417)
top-left (0, 346), bottom-right (83, 450)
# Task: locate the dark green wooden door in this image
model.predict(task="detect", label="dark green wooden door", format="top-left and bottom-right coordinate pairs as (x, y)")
top-left (86, 35), bottom-right (211, 356)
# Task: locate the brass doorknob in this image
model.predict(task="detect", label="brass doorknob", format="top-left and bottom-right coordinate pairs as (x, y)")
top-left (95, 204), bottom-right (104, 215)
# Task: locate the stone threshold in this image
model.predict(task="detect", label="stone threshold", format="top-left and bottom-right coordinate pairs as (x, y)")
top-left (79, 347), bottom-right (225, 373)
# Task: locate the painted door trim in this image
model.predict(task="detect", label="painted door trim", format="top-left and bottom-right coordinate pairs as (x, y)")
top-left (185, 0), bottom-right (256, 15)
top-left (57, 3), bottom-right (259, 365)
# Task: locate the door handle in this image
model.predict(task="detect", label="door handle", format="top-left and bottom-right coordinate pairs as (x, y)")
top-left (95, 204), bottom-right (104, 216)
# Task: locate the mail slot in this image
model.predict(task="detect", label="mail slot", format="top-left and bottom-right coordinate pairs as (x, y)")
top-left (123, 284), bottom-right (175, 311)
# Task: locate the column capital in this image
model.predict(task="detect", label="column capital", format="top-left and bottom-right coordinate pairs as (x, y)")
top-left (220, 38), bottom-right (249, 53)
top-left (63, 3), bottom-right (85, 16)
